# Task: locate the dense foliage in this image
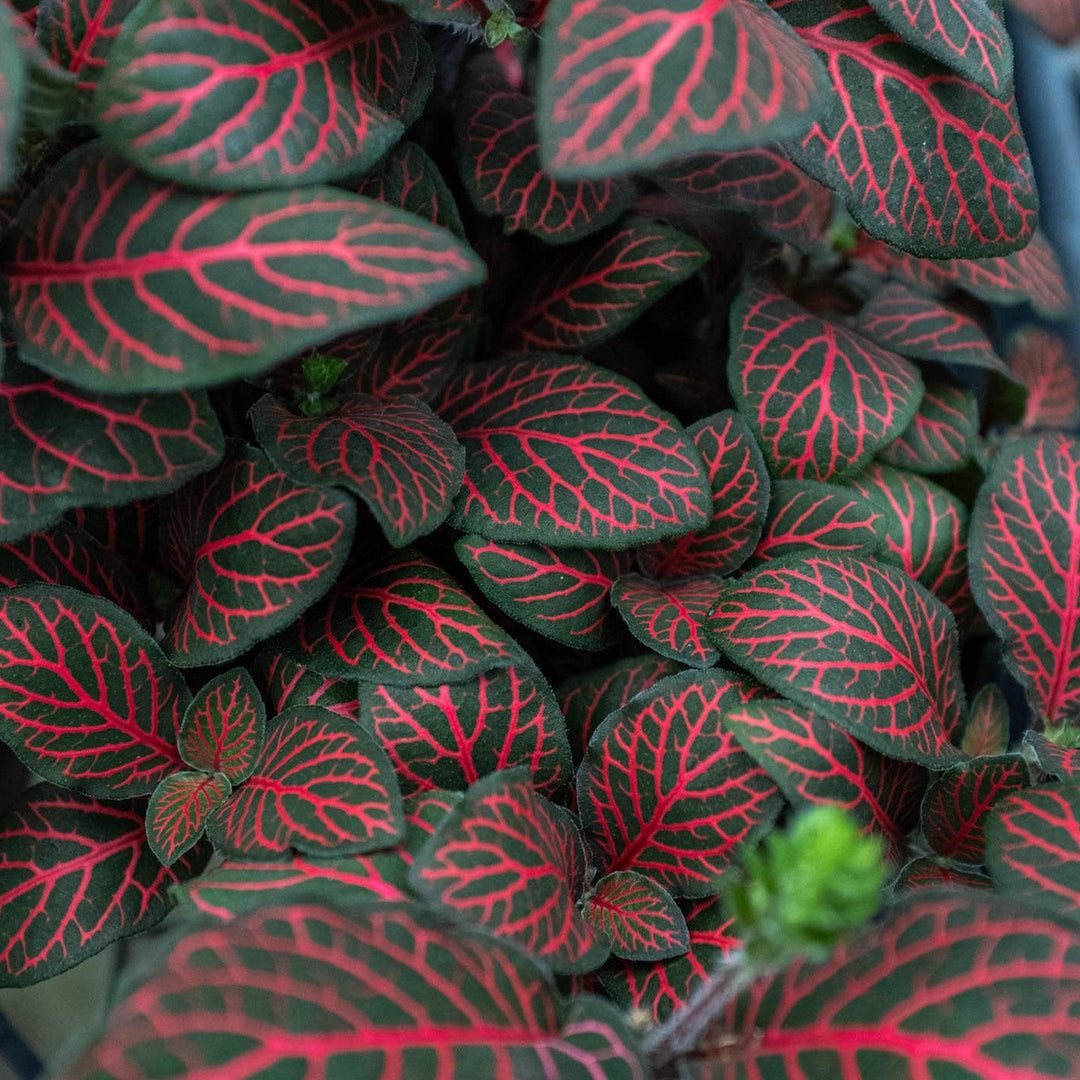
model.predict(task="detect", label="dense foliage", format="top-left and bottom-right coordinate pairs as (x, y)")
top-left (1, 0), bottom-right (1080, 1077)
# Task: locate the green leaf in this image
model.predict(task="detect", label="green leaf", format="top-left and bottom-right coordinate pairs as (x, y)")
top-left (583, 871), bottom-right (690, 961)
top-left (145, 770), bottom-right (232, 866)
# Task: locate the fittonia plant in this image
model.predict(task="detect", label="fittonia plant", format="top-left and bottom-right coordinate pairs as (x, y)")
top-left (1, 0), bottom-right (1080, 1076)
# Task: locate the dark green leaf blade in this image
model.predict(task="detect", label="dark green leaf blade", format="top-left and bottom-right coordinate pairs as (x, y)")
top-left (145, 770), bottom-right (231, 866)
top-left (583, 871), bottom-right (689, 962)
top-left (611, 574), bottom-right (722, 669)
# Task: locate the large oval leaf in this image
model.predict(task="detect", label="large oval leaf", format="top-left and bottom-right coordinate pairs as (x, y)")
top-left (970, 433), bottom-right (1080, 730)
top-left (577, 669), bottom-right (783, 895)
top-left (708, 554), bottom-right (966, 766)
top-left (0, 784), bottom-right (208, 987)
top-left (71, 903), bottom-right (645, 1080)
top-left (1, 143), bottom-right (485, 392)
top-left (0, 585), bottom-right (186, 797)
top-left (436, 354), bottom-right (711, 548)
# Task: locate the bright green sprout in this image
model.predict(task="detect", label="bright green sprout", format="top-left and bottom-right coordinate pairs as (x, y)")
top-left (484, 3), bottom-right (529, 47)
top-left (298, 352), bottom-right (349, 417)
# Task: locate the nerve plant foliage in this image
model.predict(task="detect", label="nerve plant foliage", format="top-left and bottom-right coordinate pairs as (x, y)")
top-left (1, 0), bottom-right (1080, 1075)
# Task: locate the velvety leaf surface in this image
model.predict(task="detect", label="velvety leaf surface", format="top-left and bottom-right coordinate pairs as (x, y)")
top-left (0, 585), bottom-right (186, 797)
top-left (578, 669), bottom-right (783, 895)
top-left (601, 894), bottom-right (739, 1022)
top-left (160, 446), bottom-right (355, 668)
top-left (458, 59), bottom-right (632, 243)
top-left (749, 479), bottom-right (883, 564)
top-left (0, 784), bottom-right (208, 987)
top-left (253, 648), bottom-right (360, 721)
top-left (411, 770), bottom-right (609, 974)
top-left (537, 0), bottom-right (829, 177)
top-left (730, 279), bottom-right (923, 480)
top-left (1, 144), bottom-right (485, 392)
top-left (961, 683), bottom-right (1010, 757)
top-left (37, 0), bottom-right (138, 92)
top-left (0, 361), bottom-right (223, 543)
top-left (583, 871), bottom-right (689, 961)
top-left (281, 548), bottom-right (532, 685)
top-left (987, 785), bottom-right (1080, 910)
top-left (637, 410), bottom-right (769, 580)
top-left (207, 705), bottom-right (403, 859)
top-left (178, 668), bottom-right (265, 783)
top-left (557, 654), bottom-right (685, 761)
top-left (894, 856), bottom-right (991, 891)
top-left (970, 434), bottom-right (1080, 729)
top-left (709, 893), bottom-right (1080, 1080)
top-left (1009, 328), bottom-right (1080, 432)
top-left (359, 666), bottom-right (573, 797)
top-left (650, 147), bottom-right (834, 248)
top-left (0, 5), bottom-right (26, 187)
top-left (437, 354), bottom-right (711, 547)
top-left (94, 0), bottom-right (418, 187)
top-left (456, 534), bottom-right (630, 650)
top-left (725, 698), bottom-right (925, 862)
top-left (1023, 730), bottom-right (1080, 781)
top-left (708, 554), bottom-right (966, 765)
top-left (146, 770), bottom-right (231, 866)
top-left (920, 753), bottom-right (1027, 863)
top-left (611, 574), bottom-right (722, 669)
top-left (877, 382), bottom-right (980, 474)
top-left (775, 0), bottom-right (1037, 258)
top-left (503, 219), bottom-right (708, 353)
top-left (251, 393), bottom-right (464, 548)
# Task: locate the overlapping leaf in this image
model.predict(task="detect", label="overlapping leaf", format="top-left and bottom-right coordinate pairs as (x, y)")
top-left (146, 770), bottom-right (232, 866)
top-left (987, 785), bottom-right (1080, 910)
top-left (456, 534), bottom-right (629, 650)
top-left (411, 770), bottom-right (608, 973)
top-left (583, 871), bottom-right (689, 962)
top-left (1008, 328), bottom-right (1080, 432)
top-left (611, 574), bottom-right (722, 669)
top-left (251, 394), bottom-right (463, 548)
top-left (557, 654), bottom-right (684, 761)
top-left (37, 0), bottom-right (138, 92)
top-left (537, 0), bottom-right (829, 177)
top-left (775, 0), bottom-right (1037, 257)
top-left (68, 500), bottom-right (155, 571)
top-left (708, 554), bottom-right (966, 765)
top-left (458, 58), bottom-right (632, 243)
top-left (725, 698), bottom-right (925, 862)
top-left (93, 0), bottom-right (418, 187)
top-left (710, 893), bottom-right (1080, 1079)
top-left (280, 548), bottom-right (532, 685)
top-left (962, 683), bottom-right (1010, 757)
top-left (502, 219), bottom-right (708, 353)
top-left (877, 382), bottom-right (980, 474)
top-left (72, 903), bottom-right (645, 1080)
top-left (637, 410), bottom-right (769, 580)
top-left (178, 668), bottom-right (265, 783)
top-left (894, 857), bottom-right (991, 890)
top-left (729, 279), bottom-right (923, 481)
top-left (0, 586), bottom-right (186, 797)
top-left (437, 354), bottom-right (711, 547)
top-left (650, 147), bottom-right (834, 248)
top-left (749, 479), bottom-right (882, 564)
top-left (1023, 730), bottom-right (1080, 781)
top-left (0, 784), bottom-right (208, 987)
top-left (920, 753), bottom-right (1027, 863)
top-left (1, 143), bottom-right (485, 392)
top-left (578, 670), bottom-right (782, 895)
top-left (0, 360), bottom-right (222, 543)
top-left (207, 705), bottom-right (403, 859)
top-left (970, 434), bottom-right (1080, 729)
top-left (160, 446), bottom-right (354, 667)
top-left (252, 648), bottom-right (360, 721)
top-left (359, 666), bottom-right (573, 797)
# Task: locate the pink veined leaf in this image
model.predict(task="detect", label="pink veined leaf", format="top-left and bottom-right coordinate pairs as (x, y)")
top-left (411, 769), bottom-right (610, 974)
top-left (536, 0), bottom-right (830, 178)
top-left (178, 668), bottom-right (266, 783)
top-left (251, 647), bottom-right (360, 721)
top-left (960, 683), bottom-right (1009, 759)
top-left (1007, 327), bottom-right (1080, 432)
top-left (578, 669), bottom-right (783, 895)
top-left (159, 445), bottom-right (355, 668)
top-left (145, 770), bottom-right (232, 867)
top-left (877, 382), bottom-right (981, 475)
top-left (207, 705), bottom-right (403, 860)
top-left (0, 784), bottom-right (209, 987)
top-left (611, 574), bottom-right (723, 670)
top-left (37, 0), bottom-right (139, 92)
top-left (583, 871), bottom-right (690, 962)
top-left (250, 393), bottom-right (464, 548)
top-left (894, 857), bottom-right (991, 891)
top-left (1022, 730), bottom-right (1080, 781)
top-left (67, 500), bottom-right (156, 572)
top-left (93, 0), bottom-right (420, 187)
top-left (0, 585), bottom-right (186, 798)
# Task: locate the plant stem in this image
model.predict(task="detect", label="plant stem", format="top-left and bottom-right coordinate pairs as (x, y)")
top-left (0, 1009), bottom-right (42, 1080)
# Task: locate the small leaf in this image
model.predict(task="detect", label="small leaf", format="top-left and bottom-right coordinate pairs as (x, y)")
top-left (962, 684), bottom-right (1010, 757)
top-left (877, 382), bottom-right (980, 475)
top-left (146, 770), bottom-right (232, 866)
top-left (611, 574), bottom-right (722, 669)
top-left (584, 871), bottom-right (689, 961)
top-left (178, 668), bottom-right (266, 783)
top-left (207, 705), bottom-right (404, 859)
